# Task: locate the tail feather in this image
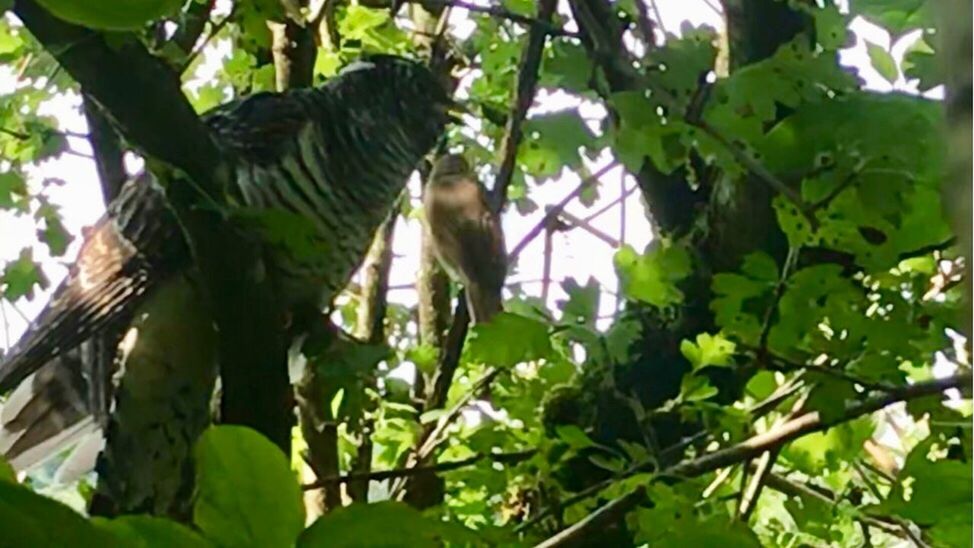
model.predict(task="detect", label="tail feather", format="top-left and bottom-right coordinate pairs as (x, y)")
top-left (1, 350), bottom-right (96, 473)
top-left (466, 283), bottom-right (503, 324)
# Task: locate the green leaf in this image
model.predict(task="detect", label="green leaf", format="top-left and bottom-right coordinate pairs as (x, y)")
top-left (872, 439), bottom-right (973, 545)
top-left (849, 0), bottom-right (934, 36)
top-left (555, 425), bottom-right (595, 450)
top-left (193, 426), bottom-right (304, 548)
top-left (865, 40), bottom-right (899, 83)
top-left (235, 207), bottom-right (328, 262)
top-left (519, 109), bottom-right (596, 178)
top-left (339, 5), bottom-right (390, 40)
top-left (633, 484), bottom-right (761, 546)
top-left (745, 370), bottom-right (778, 401)
top-left (35, 199), bottom-right (72, 257)
top-left (804, 376), bottom-right (858, 424)
top-left (0, 456), bottom-right (14, 483)
top-left (557, 277), bottom-right (600, 326)
top-left (298, 501), bottom-right (479, 547)
top-left (541, 41), bottom-right (594, 93)
top-left (680, 374), bottom-right (719, 402)
top-left (0, 481), bottom-right (117, 547)
top-left (466, 312), bottom-right (552, 367)
top-left (614, 242), bottom-right (692, 308)
top-left (33, 0), bottom-right (182, 30)
top-left (604, 317), bottom-right (642, 364)
top-left (406, 343), bottom-right (439, 375)
top-left (680, 332), bottom-right (737, 371)
top-left (2, 248), bottom-right (49, 301)
top-left (784, 418), bottom-right (873, 474)
top-left (610, 91), bottom-right (688, 174)
top-left (0, 171), bottom-right (28, 210)
top-left (95, 516), bottom-right (212, 548)
top-left (0, 21), bottom-right (22, 57)
top-left (704, 39), bottom-right (858, 145)
top-left (902, 32), bottom-right (943, 91)
top-left (805, 3), bottom-right (851, 50)
top-left (646, 25), bottom-right (718, 110)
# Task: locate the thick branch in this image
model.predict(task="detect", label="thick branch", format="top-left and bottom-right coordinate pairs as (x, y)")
top-left (81, 96), bottom-right (126, 205)
top-left (533, 373), bottom-right (971, 547)
top-left (169, 0), bottom-right (215, 55)
top-left (269, 16), bottom-right (316, 90)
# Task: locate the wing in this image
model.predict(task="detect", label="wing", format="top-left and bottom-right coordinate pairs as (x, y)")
top-left (203, 90), bottom-right (312, 165)
top-left (1, 90), bottom-right (310, 393)
top-left (0, 173), bottom-right (186, 393)
top-left (454, 179), bottom-right (507, 291)
top-left (425, 176), bottom-right (507, 287)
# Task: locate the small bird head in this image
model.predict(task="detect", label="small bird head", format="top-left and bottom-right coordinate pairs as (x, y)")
top-left (429, 153), bottom-right (472, 183)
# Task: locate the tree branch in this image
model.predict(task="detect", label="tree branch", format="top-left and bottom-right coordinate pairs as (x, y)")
top-left (15, 0), bottom-right (222, 188)
top-left (509, 162), bottom-right (621, 262)
top-left (304, 449), bottom-right (534, 489)
top-left (533, 373), bottom-right (971, 547)
top-left (81, 95), bottom-right (126, 205)
top-left (169, 0), bottom-right (215, 57)
top-left (402, 0), bottom-right (574, 37)
top-left (490, 0), bottom-right (557, 211)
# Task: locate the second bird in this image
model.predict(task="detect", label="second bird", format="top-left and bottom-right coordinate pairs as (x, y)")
top-left (424, 154), bottom-right (507, 323)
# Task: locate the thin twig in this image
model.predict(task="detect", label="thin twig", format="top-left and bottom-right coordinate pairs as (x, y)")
top-left (632, 0), bottom-right (656, 48)
top-left (509, 162), bottom-right (621, 262)
top-left (391, 366), bottom-right (502, 498)
top-left (406, 0), bottom-right (575, 37)
top-left (531, 373), bottom-right (971, 547)
top-left (179, 5), bottom-right (237, 75)
top-left (758, 246), bottom-right (799, 358)
top-left (417, 367), bottom-right (501, 459)
top-left (761, 471), bottom-right (910, 538)
top-left (0, 300), bottom-right (10, 350)
top-left (517, 376), bottom-right (805, 534)
top-left (647, 0), bottom-right (666, 34)
top-left (304, 448), bottom-right (534, 489)
top-left (737, 448), bottom-right (779, 520)
top-left (541, 225), bottom-right (553, 304)
top-left (558, 210), bottom-right (621, 247)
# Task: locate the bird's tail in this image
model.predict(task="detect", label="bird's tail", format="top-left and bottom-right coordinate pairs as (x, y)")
top-left (0, 349), bottom-right (100, 477)
top-left (466, 283), bottom-right (503, 324)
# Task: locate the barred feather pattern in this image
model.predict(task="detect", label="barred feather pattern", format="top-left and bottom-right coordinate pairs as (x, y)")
top-left (0, 56), bottom-right (451, 475)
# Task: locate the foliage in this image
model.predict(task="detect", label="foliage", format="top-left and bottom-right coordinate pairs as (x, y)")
top-left (0, 0), bottom-right (969, 547)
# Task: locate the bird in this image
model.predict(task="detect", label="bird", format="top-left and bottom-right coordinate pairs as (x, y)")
top-left (423, 153), bottom-right (507, 324)
top-left (0, 55), bottom-right (453, 514)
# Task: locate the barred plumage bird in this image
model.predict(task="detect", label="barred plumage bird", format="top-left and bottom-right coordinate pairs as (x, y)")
top-left (0, 55), bottom-right (451, 513)
top-left (424, 154), bottom-right (507, 323)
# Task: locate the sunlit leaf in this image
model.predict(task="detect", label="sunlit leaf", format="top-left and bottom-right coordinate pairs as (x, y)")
top-left (193, 426), bottom-right (304, 548)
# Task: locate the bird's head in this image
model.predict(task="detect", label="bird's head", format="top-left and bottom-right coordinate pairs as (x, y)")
top-left (331, 54), bottom-right (460, 131)
top-left (429, 153), bottom-right (472, 183)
